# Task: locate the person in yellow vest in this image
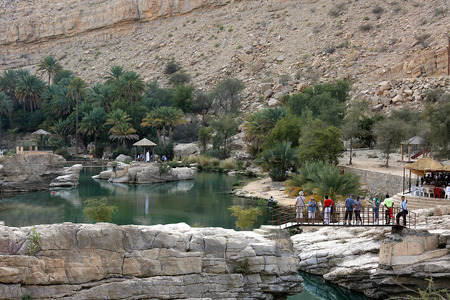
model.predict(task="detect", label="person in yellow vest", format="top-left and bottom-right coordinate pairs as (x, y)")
top-left (383, 194), bottom-right (394, 225)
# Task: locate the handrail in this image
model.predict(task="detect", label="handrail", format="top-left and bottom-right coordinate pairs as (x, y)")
top-left (270, 205), bottom-right (416, 228)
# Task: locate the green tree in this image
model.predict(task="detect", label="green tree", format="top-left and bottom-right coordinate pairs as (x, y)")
top-left (260, 141), bottom-right (298, 181)
top-left (109, 121), bottom-right (139, 147)
top-left (244, 107), bottom-right (286, 156)
top-left (164, 60), bottom-right (181, 75)
top-left (141, 106), bottom-right (186, 143)
top-left (41, 84), bottom-right (73, 120)
top-left (210, 115), bottom-right (239, 158)
top-left (264, 113), bottom-right (302, 150)
top-left (68, 77), bottom-right (87, 154)
top-left (0, 69), bottom-right (19, 100)
top-left (169, 72), bottom-right (191, 86)
top-left (171, 84), bottom-right (193, 112)
top-left (142, 80), bottom-right (173, 109)
top-left (287, 162), bottom-right (361, 203)
top-left (37, 56), bottom-right (62, 85)
top-left (212, 78), bottom-right (244, 114)
top-left (116, 71), bottom-right (145, 103)
top-left (80, 107), bottom-right (106, 147)
top-left (0, 92), bottom-right (13, 128)
top-left (424, 95), bottom-right (450, 159)
top-left (298, 121), bottom-right (345, 165)
top-left (373, 118), bottom-right (409, 167)
top-left (192, 90), bottom-right (213, 125)
top-left (341, 100), bottom-right (368, 165)
top-left (14, 71), bottom-right (46, 112)
top-left (105, 66), bottom-right (124, 84)
top-left (198, 126), bottom-right (213, 153)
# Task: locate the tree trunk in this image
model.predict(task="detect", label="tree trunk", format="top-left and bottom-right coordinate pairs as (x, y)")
top-left (75, 95), bottom-right (79, 154)
top-left (48, 73), bottom-right (51, 86)
top-left (385, 153), bottom-right (390, 168)
top-left (349, 137), bottom-right (353, 165)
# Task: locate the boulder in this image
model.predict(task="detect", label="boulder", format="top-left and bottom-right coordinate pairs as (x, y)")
top-left (173, 143), bottom-right (200, 159)
top-left (115, 154), bottom-right (132, 162)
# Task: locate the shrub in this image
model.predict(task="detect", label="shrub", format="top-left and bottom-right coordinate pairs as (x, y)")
top-left (54, 148), bottom-right (71, 160)
top-left (164, 60), bottom-right (180, 75)
top-left (279, 74), bottom-right (291, 86)
top-left (229, 206), bottom-right (262, 230)
top-left (424, 89), bottom-right (444, 103)
top-left (359, 23), bottom-right (373, 32)
top-left (328, 3), bottom-right (346, 17)
top-left (83, 197), bottom-right (117, 223)
top-left (27, 228), bottom-right (41, 255)
top-left (169, 72), bottom-right (191, 85)
top-left (372, 5), bottom-right (384, 15)
top-left (323, 44), bottom-right (336, 54)
top-left (219, 158), bottom-right (237, 170)
top-left (233, 258), bottom-right (250, 275)
top-left (159, 162), bottom-right (172, 177)
top-left (434, 7), bottom-right (447, 17)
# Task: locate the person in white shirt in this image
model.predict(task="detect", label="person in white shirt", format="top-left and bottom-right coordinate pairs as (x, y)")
top-left (396, 196), bottom-right (408, 226)
top-left (295, 191), bottom-right (306, 222)
top-left (445, 185), bottom-right (450, 199)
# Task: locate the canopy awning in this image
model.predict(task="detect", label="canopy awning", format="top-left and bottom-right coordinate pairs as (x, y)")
top-left (401, 136), bottom-right (425, 145)
top-left (133, 138), bottom-right (157, 147)
top-left (405, 157), bottom-right (448, 176)
top-left (31, 129), bottom-right (51, 135)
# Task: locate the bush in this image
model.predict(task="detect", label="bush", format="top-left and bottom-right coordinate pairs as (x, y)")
top-left (219, 158), bottom-right (237, 170)
top-left (372, 5), bottom-right (384, 15)
top-left (196, 155), bottom-right (220, 171)
top-left (424, 89), bottom-right (444, 103)
top-left (164, 60), bottom-right (180, 75)
top-left (27, 228), bottom-right (41, 255)
top-left (359, 23), bottom-right (373, 32)
top-left (169, 72), bottom-right (191, 85)
top-left (279, 74), bottom-right (291, 86)
top-left (328, 3), bottom-right (346, 17)
top-left (233, 258), bottom-right (250, 275)
top-left (155, 143), bottom-right (174, 161)
top-left (434, 7), bottom-right (447, 17)
top-left (173, 121), bottom-right (199, 143)
top-left (323, 44), bottom-right (336, 54)
top-left (83, 197), bottom-right (117, 223)
top-left (54, 148), bottom-right (71, 160)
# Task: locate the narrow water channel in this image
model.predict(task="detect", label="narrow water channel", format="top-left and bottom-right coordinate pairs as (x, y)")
top-left (0, 168), bottom-right (367, 299)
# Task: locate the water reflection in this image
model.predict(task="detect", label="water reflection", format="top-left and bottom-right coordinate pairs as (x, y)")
top-left (0, 169), bottom-right (269, 229)
top-left (83, 197), bottom-right (118, 223)
top-left (229, 206), bottom-right (263, 230)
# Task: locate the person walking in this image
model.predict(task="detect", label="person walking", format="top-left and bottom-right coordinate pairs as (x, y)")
top-left (396, 196), bottom-right (408, 226)
top-left (354, 196), bottom-right (362, 225)
top-left (295, 191), bottom-right (306, 222)
top-left (344, 195), bottom-right (354, 225)
top-left (383, 194), bottom-right (394, 225)
top-left (308, 198), bottom-right (317, 224)
top-left (373, 196), bottom-right (381, 225)
top-left (323, 195), bottom-right (334, 225)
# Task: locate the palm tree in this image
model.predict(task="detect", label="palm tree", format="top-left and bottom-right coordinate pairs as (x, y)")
top-left (106, 109), bottom-right (132, 128)
top-left (0, 69), bottom-right (19, 100)
top-left (41, 84), bottom-right (73, 119)
top-left (118, 71), bottom-right (145, 103)
top-left (68, 77), bottom-right (87, 154)
top-left (14, 72), bottom-right (45, 111)
top-left (286, 162), bottom-right (361, 203)
top-left (79, 107), bottom-right (106, 146)
top-left (109, 121), bottom-right (138, 147)
top-left (105, 66), bottom-right (124, 84)
top-left (0, 92), bottom-right (13, 128)
top-left (141, 106), bottom-right (186, 142)
top-left (88, 83), bottom-right (114, 110)
top-left (37, 56), bottom-right (62, 85)
top-left (260, 141), bottom-right (298, 181)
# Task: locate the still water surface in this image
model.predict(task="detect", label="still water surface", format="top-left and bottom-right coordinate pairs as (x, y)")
top-left (0, 168), bottom-right (367, 299)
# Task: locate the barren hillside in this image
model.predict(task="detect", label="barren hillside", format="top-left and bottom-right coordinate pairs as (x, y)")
top-left (1, 0), bottom-right (449, 112)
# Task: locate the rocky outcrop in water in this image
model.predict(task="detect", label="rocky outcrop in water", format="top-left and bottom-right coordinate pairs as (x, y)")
top-left (0, 223), bottom-right (302, 299)
top-left (94, 162), bottom-right (195, 184)
top-left (0, 153), bottom-right (70, 193)
top-left (49, 164), bottom-right (83, 189)
top-left (291, 206), bottom-right (450, 299)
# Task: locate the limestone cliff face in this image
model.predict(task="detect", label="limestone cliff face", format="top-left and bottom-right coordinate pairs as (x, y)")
top-left (0, 223), bottom-right (302, 299)
top-left (1, 0), bottom-right (234, 46)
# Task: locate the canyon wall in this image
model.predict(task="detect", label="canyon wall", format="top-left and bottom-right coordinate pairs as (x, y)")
top-left (0, 223), bottom-right (302, 299)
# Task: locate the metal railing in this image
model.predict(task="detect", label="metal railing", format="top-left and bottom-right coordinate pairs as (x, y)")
top-left (270, 205), bottom-right (416, 229)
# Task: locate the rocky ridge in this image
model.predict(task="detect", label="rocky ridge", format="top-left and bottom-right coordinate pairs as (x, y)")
top-left (1, 0), bottom-right (449, 113)
top-left (0, 223), bottom-right (302, 299)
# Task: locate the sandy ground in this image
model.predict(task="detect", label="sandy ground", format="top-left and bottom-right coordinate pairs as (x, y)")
top-left (236, 149), bottom-right (444, 206)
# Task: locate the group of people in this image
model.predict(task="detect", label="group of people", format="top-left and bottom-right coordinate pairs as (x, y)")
top-left (292, 192), bottom-right (409, 226)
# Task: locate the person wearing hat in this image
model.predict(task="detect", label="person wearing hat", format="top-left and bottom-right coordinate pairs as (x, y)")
top-left (295, 191), bottom-right (306, 222)
top-left (308, 197), bottom-right (317, 224)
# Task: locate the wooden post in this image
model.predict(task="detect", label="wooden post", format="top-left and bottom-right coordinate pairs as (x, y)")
top-left (407, 144), bottom-right (411, 162)
top-left (401, 144), bottom-right (404, 161)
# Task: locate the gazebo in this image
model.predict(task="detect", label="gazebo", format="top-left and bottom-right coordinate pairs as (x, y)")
top-left (400, 136), bottom-right (428, 162)
top-left (31, 129), bottom-right (51, 150)
top-left (133, 138), bottom-right (157, 162)
top-left (404, 157), bottom-right (450, 198)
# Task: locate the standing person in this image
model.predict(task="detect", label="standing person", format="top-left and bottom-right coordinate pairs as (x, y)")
top-left (308, 198), bottom-right (317, 224)
top-left (373, 196), bottom-right (381, 225)
top-left (295, 191), bottom-right (306, 222)
top-left (354, 196), bottom-right (362, 225)
top-left (396, 196), bottom-right (408, 226)
top-left (445, 184), bottom-right (450, 199)
top-left (344, 195), bottom-right (354, 225)
top-left (268, 195), bottom-right (277, 207)
top-left (383, 194), bottom-right (394, 225)
top-left (323, 195), bottom-right (334, 225)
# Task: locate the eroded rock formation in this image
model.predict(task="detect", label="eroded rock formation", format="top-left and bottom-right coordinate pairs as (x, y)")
top-left (0, 153), bottom-right (70, 193)
top-left (0, 223), bottom-right (302, 299)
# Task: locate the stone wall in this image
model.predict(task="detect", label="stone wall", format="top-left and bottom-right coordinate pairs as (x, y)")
top-left (0, 223), bottom-right (302, 299)
top-left (343, 167), bottom-right (404, 196)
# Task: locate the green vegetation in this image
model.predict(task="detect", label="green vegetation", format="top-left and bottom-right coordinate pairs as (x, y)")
top-left (27, 227), bottom-right (41, 255)
top-left (83, 197), bottom-right (118, 222)
top-left (229, 206), bottom-right (262, 230)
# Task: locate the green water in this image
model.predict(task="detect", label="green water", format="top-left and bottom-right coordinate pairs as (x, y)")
top-left (0, 168), bottom-right (367, 300)
top-left (0, 168), bottom-right (269, 228)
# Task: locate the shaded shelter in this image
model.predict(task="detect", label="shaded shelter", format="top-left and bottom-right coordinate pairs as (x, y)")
top-left (31, 129), bottom-right (51, 149)
top-left (133, 138), bottom-right (157, 161)
top-left (400, 136), bottom-right (428, 162)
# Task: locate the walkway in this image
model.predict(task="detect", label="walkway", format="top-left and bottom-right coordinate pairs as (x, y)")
top-left (271, 205), bottom-right (416, 229)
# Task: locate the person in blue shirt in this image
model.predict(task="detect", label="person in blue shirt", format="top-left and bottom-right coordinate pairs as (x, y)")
top-left (396, 196), bottom-right (408, 226)
top-left (308, 198), bottom-right (317, 223)
top-left (344, 195), bottom-right (354, 225)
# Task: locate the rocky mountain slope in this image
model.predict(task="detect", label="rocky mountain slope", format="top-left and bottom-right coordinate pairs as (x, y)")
top-left (1, 0), bottom-right (449, 112)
